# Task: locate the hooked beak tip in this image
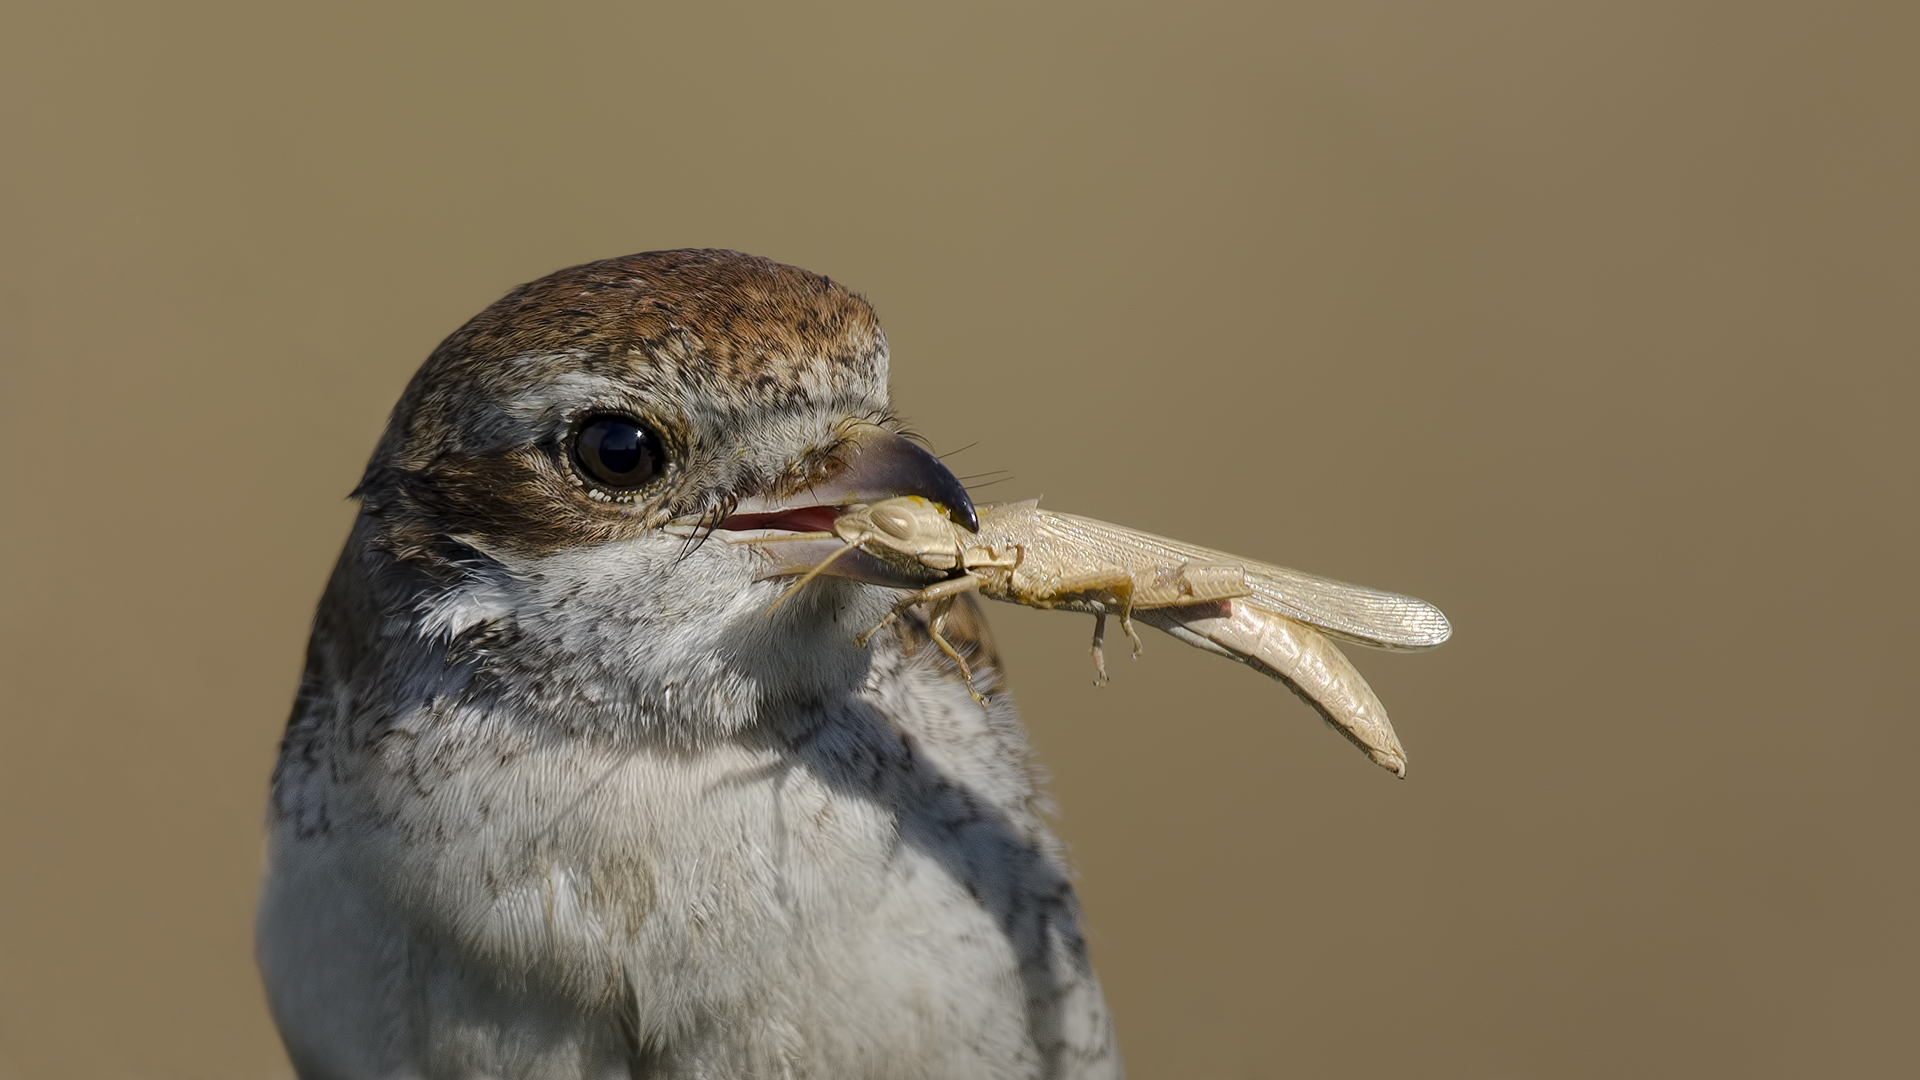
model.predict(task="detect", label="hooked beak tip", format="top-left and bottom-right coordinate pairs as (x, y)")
top-left (947, 487), bottom-right (980, 532)
top-left (824, 427), bottom-right (978, 531)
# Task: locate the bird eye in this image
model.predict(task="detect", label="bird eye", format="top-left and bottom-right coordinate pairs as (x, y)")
top-left (572, 415), bottom-right (664, 491)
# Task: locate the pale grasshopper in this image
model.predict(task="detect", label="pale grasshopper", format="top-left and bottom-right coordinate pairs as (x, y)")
top-left (761, 496), bottom-right (1450, 776)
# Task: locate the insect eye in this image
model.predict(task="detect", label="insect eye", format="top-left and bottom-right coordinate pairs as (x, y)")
top-left (572, 415), bottom-right (664, 491)
top-left (871, 503), bottom-right (918, 540)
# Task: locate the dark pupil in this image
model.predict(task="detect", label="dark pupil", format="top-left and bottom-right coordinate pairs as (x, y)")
top-left (580, 418), bottom-right (658, 487)
top-left (595, 425), bottom-right (644, 473)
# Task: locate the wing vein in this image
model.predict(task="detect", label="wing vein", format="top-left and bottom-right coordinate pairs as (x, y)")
top-left (1024, 509), bottom-right (1452, 649)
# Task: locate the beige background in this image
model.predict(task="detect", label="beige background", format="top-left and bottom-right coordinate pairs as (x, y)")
top-left (2, 3), bottom-right (1915, 1077)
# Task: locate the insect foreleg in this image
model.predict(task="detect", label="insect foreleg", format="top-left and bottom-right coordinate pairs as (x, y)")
top-left (925, 595), bottom-right (988, 705)
top-left (852, 573), bottom-right (983, 649)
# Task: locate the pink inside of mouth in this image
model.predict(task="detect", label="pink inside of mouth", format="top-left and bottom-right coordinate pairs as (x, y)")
top-left (717, 506), bottom-right (843, 533)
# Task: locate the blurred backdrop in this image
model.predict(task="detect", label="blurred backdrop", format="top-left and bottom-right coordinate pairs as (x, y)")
top-left (1, 3), bottom-right (1915, 1077)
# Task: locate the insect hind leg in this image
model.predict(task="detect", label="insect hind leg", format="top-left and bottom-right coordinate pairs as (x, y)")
top-left (1090, 612), bottom-right (1113, 686)
top-left (1109, 577), bottom-right (1144, 659)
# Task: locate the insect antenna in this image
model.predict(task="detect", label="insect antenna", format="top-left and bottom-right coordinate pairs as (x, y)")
top-left (764, 541), bottom-right (858, 616)
top-left (729, 531), bottom-right (837, 544)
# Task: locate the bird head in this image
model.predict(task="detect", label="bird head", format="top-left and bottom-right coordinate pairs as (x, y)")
top-left (334, 249), bottom-right (975, 739)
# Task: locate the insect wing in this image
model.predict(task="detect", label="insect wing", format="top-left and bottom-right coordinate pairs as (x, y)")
top-left (1025, 509), bottom-right (1452, 650)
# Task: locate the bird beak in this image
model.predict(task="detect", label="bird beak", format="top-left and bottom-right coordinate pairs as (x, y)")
top-left (723, 424), bottom-right (977, 531)
top-left (805, 424), bottom-right (977, 531)
top-left (695, 425), bottom-right (976, 589)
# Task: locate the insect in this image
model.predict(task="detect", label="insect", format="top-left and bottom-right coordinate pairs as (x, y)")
top-left (760, 496), bottom-right (1450, 777)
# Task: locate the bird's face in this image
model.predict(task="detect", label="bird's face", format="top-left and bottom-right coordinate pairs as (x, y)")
top-left (345, 250), bottom-right (975, 740)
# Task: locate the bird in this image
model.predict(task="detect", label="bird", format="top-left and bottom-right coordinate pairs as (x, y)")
top-left (257, 249), bottom-right (1122, 1079)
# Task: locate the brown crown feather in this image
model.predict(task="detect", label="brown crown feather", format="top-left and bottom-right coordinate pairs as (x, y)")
top-left (354, 249), bottom-right (894, 564)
